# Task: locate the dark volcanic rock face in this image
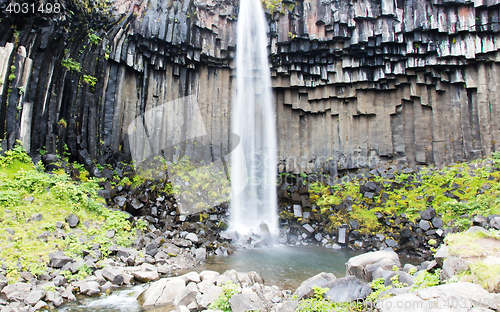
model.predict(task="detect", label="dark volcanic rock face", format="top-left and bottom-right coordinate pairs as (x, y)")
top-left (0, 0), bottom-right (499, 172)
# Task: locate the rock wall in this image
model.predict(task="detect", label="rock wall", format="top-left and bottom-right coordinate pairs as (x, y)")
top-left (0, 0), bottom-right (499, 173)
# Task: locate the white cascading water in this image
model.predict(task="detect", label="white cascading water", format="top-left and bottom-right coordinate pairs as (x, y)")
top-left (230, 0), bottom-right (278, 236)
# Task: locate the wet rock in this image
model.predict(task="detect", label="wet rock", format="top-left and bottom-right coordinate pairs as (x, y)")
top-left (146, 243), bottom-right (159, 257)
top-left (65, 214), bottom-right (79, 228)
top-left (229, 291), bottom-right (265, 312)
top-left (130, 198), bottom-right (144, 210)
top-left (293, 272), bottom-right (337, 300)
top-left (293, 205), bottom-right (302, 217)
top-left (337, 227), bottom-right (348, 244)
top-left (323, 276), bottom-right (372, 302)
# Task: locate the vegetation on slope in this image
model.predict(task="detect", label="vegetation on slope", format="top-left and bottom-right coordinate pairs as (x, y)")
top-left (306, 154), bottom-right (500, 234)
top-left (0, 143), bottom-right (145, 283)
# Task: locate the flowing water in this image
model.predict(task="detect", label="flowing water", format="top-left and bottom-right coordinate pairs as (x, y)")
top-left (229, 0), bottom-right (278, 235)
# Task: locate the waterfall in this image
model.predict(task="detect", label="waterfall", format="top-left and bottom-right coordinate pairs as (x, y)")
top-left (229, 0), bottom-right (278, 236)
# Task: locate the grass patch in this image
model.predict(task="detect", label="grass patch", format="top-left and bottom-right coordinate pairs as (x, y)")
top-left (458, 261), bottom-right (500, 292)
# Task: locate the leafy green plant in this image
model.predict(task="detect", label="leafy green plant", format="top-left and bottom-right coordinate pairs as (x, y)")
top-left (208, 281), bottom-right (240, 312)
top-left (58, 118), bottom-right (67, 128)
top-left (88, 32), bottom-right (101, 45)
top-left (297, 286), bottom-right (333, 312)
top-left (61, 58), bottom-right (81, 72)
top-left (367, 278), bottom-right (393, 302)
top-left (411, 269), bottom-right (442, 291)
top-left (83, 74), bottom-right (97, 88)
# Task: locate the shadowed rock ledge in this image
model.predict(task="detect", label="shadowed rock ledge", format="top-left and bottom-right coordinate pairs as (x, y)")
top-left (0, 0), bottom-right (499, 173)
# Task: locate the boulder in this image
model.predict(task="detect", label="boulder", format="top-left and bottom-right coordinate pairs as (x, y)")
top-left (1, 283), bottom-right (31, 301)
top-left (441, 256), bottom-right (469, 280)
top-left (185, 233), bottom-right (199, 243)
top-left (293, 272), bottom-right (337, 300)
top-left (75, 281), bottom-right (100, 296)
top-left (132, 270), bottom-right (159, 283)
top-left (434, 245), bottom-right (449, 267)
top-left (275, 300), bottom-right (299, 312)
top-left (181, 272), bottom-right (201, 284)
top-left (141, 277), bottom-right (186, 306)
top-left (377, 282), bottom-right (497, 312)
top-left (25, 290), bottom-right (45, 306)
top-left (346, 250), bottom-right (400, 282)
top-left (195, 248), bottom-right (207, 260)
top-left (198, 285), bottom-right (222, 308)
top-left (139, 278), bottom-right (170, 306)
top-left (102, 265), bottom-right (124, 285)
top-left (420, 208), bottom-right (437, 221)
top-left (44, 290), bottom-right (64, 306)
top-left (33, 301), bottom-right (49, 310)
top-left (173, 282), bottom-right (199, 307)
top-left (323, 276), bottom-right (372, 303)
top-left (48, 251), bottom-right (73, 268)
top-left (65, 214), bottom-right (79, 228)
top-left (0, 274), bottom-right (7, 292)
top-left (229, 291), bottom-right (265, 312)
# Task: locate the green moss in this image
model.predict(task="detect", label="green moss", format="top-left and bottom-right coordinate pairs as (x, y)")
top-left (458, 261), bottom-right (500, 292)
top-left (445, 231), bottom-right (500, 258)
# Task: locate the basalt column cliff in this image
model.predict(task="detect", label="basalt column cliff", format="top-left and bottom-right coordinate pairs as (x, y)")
top-left (0, 0), bottom-right (499, 174)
